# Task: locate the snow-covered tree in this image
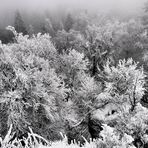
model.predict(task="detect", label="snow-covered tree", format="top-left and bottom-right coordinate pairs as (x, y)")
top-left (97, 58), bottom-right (145, 112)
top-left (0, 27), bottom-right (68, 140)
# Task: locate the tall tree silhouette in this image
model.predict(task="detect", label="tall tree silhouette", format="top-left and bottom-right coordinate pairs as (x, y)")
top-left (14, 11), bottom-right (28, 35)
top-left (64, 13), bottom-right (74, 32)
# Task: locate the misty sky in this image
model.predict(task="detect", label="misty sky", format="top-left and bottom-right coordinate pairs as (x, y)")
top-left (0, 0), bottom-right (147, 28)
top-left (0, 0), bottom-right (147, 13)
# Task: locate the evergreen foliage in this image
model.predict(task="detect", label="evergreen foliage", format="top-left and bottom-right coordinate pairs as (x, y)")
top-left (0, 5), bottom-right (148, 147)
top-left (14, 11), bottom-right (28, 35)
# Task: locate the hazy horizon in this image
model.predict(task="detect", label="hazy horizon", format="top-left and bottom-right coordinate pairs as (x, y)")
top-left (0, 0), bottom-right (147, 13)
top-left (0, 0), bottom-right (147, 28)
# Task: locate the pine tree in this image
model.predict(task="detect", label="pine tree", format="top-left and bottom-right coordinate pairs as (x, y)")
top-left (14, 11), bottom-right (28, 35)
top-left (28, 24), bottom-right (34, 36)
top-left (64, 13), bottom-right (74, 32)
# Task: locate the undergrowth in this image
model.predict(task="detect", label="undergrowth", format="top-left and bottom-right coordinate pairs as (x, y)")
top-left (0, 124), bottom-right (136, 148)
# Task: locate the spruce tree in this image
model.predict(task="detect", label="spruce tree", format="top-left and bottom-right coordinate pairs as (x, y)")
top-left (14, 11), bottom-right (28, 35)
top-left (64, 13), bottom-right (74, 32)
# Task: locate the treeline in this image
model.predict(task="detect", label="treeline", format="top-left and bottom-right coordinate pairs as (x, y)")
top-left (0, 5), bottom-right (144, 44)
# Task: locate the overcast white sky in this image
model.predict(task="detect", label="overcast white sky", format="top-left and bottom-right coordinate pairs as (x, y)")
top-left (0, 0), bottom-right (146, 28)
top-left (0, 0), bottom-right (147, 13)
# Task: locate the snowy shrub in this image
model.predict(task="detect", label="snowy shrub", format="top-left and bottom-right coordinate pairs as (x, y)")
top-left (97, 58), bottom-right (145, 112)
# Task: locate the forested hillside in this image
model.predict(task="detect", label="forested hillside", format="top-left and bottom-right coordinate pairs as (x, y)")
top-left (1, 1), bottom-right (148, 148)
